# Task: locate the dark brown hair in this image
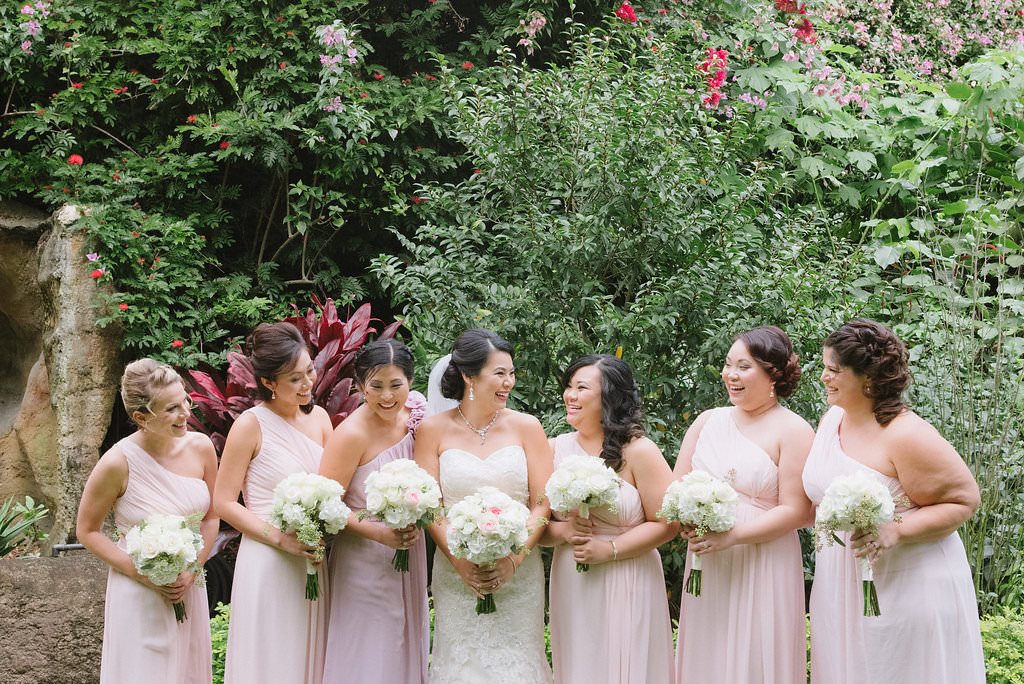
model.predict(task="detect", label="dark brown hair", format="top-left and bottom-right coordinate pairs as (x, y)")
top-left (824, 318), bottom-right (910, 426)
top-left (440, 329), bottom-right (514, 400)
top-left (245, 322), bottom-right (314, 413)
top-left (735, 325), bottom-right (802, 398)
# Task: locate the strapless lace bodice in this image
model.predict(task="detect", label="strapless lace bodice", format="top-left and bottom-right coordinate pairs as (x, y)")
top-left (429, 444), bottom-right (552, 683)
top-left (438, 446), bottom-right (530, 508)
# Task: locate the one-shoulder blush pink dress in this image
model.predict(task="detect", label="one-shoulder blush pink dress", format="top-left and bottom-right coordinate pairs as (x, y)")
top-left (675, 407), bottom-right (806, 683)
top-left (323, 392), bottom-right (429, 684)
top-left (223, 405), bottom-right (329, 684)
top-left (802, 406), bottom-right (985, 683)
top-left (100, 437), bottom-right (212, 684)
top-left (548, 432), bottom-right (674, 684)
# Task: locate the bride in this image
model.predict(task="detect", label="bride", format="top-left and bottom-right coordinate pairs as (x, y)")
top-left (414, 329), bottom-right (553, 683)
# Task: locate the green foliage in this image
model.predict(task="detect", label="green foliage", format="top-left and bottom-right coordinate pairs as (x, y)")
top-left (0, 496), bottom-right (49, 558)
top-left (982, 608), bottom-right (1024, 683)
top-left (210, 602), bottom-right (230, 684)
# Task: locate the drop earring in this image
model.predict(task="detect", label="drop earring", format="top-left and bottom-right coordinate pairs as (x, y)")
top-left (468, 384), bottom-right (475, 401)
top-left (769, 385), bottom-right (775, 398)
top-left (271, 390), bottom-right (277, 400)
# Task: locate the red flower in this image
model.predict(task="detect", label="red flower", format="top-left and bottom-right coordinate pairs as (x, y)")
top-left (373, 72), bottom-right (384, 80)
top-left (171, 340), bottom-right (184, 348)
top-left (36, 109), bottom-right (44, 114)
top-left (137, 258), bottom-right (145, 263)
top-left (228, 46), bottom-right (234, 51)
top-left (219, 141), bottom-right (230, 149)
top-left (64, 42), bottom-right (72, 47)
top-left (461, 61), bottom-right (474, 69)
top-left (71, 82), bottom-right (83, 88)
top-left (615, 1), bottom-right (638, 23)
top-left (659, 8), bottom-right (667, 13)
top-left (411, 196), bottom-right (424, 204)
top-left (132, 232), bottom-right (140, 237)
top-left (118, 303), bottom-right (129, 311)
top-left (90, 269), bottom-right (103, 279)
top-left (113, 174), bottom-right (120, 180)
top-left (425, 74), bottom-right (437, 80)
top-left (151, 79), bottom-right (159, 84)
top-left (280, 62), bottom-right (287, 69)
top-left (360, 93), bottom-right (369, 98)
top-left (187, 114), bottom-right (197, 123)
top-left (67, 154), bottom-right (84, 165)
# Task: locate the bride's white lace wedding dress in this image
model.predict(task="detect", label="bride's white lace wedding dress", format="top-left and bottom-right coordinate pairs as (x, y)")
top-left (428, 446), bottom-right (553, 684)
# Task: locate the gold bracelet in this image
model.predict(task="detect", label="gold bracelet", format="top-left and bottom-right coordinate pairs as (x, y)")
top-left (507, 555), bottom-right (520, 573)
top-left (610, 539), bottom-right (618, 561)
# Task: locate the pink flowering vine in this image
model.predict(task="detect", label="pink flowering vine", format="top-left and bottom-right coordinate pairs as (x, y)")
top-left (698, 49), bottom-right (729, 108)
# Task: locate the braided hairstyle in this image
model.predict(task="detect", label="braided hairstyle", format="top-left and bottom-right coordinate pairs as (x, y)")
top-left (440, 329), bottom-right (514, 400)
top-left (561, 354), bottom-right (645, 473)
top-left (824, 318), bottom-right (910, 426)
top-left (245, 321), bottom-right (314, 414)
top-left (735, 325), bottom-right (802, 398)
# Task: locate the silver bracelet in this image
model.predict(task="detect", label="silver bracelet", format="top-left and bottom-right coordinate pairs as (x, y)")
top-left (610, 539), bottom-right (618, 561)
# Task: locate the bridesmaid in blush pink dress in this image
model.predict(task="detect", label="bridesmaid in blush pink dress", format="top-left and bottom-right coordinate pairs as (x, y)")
top-left (543, 354), bottom-right (676, 684)
top-left (803, 319), bottom-right (984, 683)
top-left (673, 327), bottom-right (813, 684)
top-left (77, 359), bottom-right (219, 684)
top-left (212, 323), bottom-right (335, 684)
top-left (319, 340), bottom-right (429, 684)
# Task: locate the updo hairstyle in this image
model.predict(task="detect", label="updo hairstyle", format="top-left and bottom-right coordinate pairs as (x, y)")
top-left (245, 322), bottom-right (314, 413)
top-left (824, 318), bottom-right (910, 426)
top-left (440, 329), bottom-right (514, 400)
top-left (735, 326), bottom-right (802, 398)
top-left (121, 358), bottom-right (186, 421)
top-left (561, 354), bottom-right (645, 473)
top-left (353, 339), bottom-right (415, 387)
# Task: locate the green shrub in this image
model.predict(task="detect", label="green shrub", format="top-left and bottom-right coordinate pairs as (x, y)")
top-left (0, 496), bottom-right (49, 558)
top-left (210, 602), bottom-right (230, 684)
top-left (982, 609), bottom-right (1024, 683)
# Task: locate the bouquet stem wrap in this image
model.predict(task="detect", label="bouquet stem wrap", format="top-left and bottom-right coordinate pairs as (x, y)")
top-left (685, 552), bottom-right (703, 597)
top-left (860, 556), bottom-right (880, 616)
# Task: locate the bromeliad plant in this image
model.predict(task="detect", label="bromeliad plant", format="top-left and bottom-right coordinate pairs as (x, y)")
top-left (181, 298), bottom-right (402, 454)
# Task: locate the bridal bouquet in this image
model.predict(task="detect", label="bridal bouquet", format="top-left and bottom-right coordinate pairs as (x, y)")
top-left (270, 472), bottom-right (352, 600)
top-left (446, 486), bottom-right (531, 614)
top-left (815, 470), bottom-right (898, 616)
top-left (545, 453), bottom-right (623, 572)
top-left (658, 470), bottom-right (739, 597)
top-left (123, 513), bottom-right (205, 622)
top-left (362, 459), bottom-right (443, 572)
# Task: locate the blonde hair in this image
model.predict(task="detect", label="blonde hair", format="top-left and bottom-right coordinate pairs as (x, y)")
top-left (120, 358), bottom-right (186, 421)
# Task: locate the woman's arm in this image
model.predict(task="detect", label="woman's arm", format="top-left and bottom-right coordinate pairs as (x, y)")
top-left (319, 415), bottom-right (414, 549)
top-left (692, 415), bottom-right (814, 554)
top-left (212, 412), bottom-right (316, 560)
top-left (538, 436), bottom-right (572, 548)
top-left (672, 410), bottom-right (713, 477)
top-left (194, 433), bottom-right (220, 565)
top-left (75, 448), bottom-right (177, 599)
top-left (572, 438), bottom-right (678, 566)
top-left (854, 414), bottom-right (980, 555)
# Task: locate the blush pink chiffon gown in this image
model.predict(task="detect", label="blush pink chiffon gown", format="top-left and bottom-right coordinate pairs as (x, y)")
top-left (674, 407), bottom-right (806, 684)
top-left (802, 406), bottom-right (985, 683)
top-left (223, 405), bottom-right (329, 684)
top-left (100, 437), bottom-right (212, 684)
top-left (548, 432), bottom-right (675, 684)
top-left (323, 392), bottom-right (429, 684)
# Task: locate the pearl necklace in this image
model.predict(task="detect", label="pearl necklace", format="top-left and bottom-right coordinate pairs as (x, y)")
top-left (457, 406), bottom-right (499, 444)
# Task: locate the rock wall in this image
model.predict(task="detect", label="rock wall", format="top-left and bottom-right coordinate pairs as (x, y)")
top-left (0, 201), bottom-right (122, 547)
top-left (0, 552), bottom-right (106, 683)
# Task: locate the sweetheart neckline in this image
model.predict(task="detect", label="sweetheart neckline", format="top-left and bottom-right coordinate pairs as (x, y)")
top-left (439, 444), bottom-right (526, 463)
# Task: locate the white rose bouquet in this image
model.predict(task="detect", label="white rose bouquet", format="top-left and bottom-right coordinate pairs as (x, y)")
top-left (815, 470), bottom-right (898, 616)
top-left (270, 472), bottom-right (352, 600)
top-left (658, 469), bottom-right (739, 597)
top-left (545, 452), bottom-right (623, 572)
top-left (361, 459), bottom-right (443, 572)
top-left (123, 513), bottom-right (205, 622)
top-left (446, 486), bottom-right (532, 614)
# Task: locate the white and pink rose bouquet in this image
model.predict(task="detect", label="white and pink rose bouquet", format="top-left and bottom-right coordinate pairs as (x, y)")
top-left (815, 470), bottom-right (898, 616)
top-left (362, 459), bottom-right (443, 572)
top-left (658, 469), bottom-right (739, 597)
top-left (545, 453), bottom-right (622, 571)
top-left (270, 472), bottom-right (352, 600)
top-left (123, 513), bottom-right (205, 622)
top-left (446, 486), bottom-right (531, 614)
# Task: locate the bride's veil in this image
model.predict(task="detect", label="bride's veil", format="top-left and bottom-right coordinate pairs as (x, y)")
top-left (426, 354), bottom-right (460, 417)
